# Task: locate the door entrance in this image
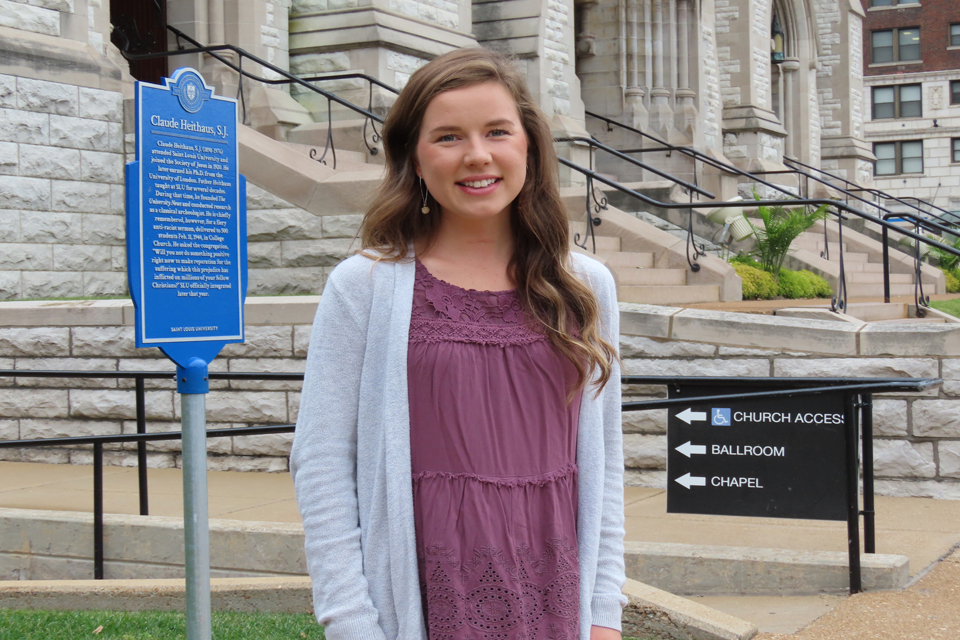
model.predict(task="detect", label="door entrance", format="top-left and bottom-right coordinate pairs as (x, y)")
top-left (110, 0), bottom-right (168, 84)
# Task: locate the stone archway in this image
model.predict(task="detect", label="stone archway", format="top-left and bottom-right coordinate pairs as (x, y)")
top-left (770, 0), bottom-right (820, 166)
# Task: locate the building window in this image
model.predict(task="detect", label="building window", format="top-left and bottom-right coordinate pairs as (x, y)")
top-left (951, 24), bottom-right (960, 47)
top-left (872, 28), bottom-right (921, 63)
top-left (952, 81), bottom-right (960, 105)
top-left (874, 141), bottom-right (923, 176)
top-left (953, 139), bottom-right (960, 164)
top-left (872, 84), bottom-right (922, 119)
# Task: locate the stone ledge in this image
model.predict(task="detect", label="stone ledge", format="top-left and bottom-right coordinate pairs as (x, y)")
top-left (0, 508), bottom-right (307, 579)
top-left (0, 297), bottom-right (321, 327)
top-left (0, 576), bottom-right (314, 614)
top-left (624, 541), bottom-right (909, 596)
top-left (622, 578), bottom-right (758, 640)
top-left (1, 298), bottom-right (958, 359)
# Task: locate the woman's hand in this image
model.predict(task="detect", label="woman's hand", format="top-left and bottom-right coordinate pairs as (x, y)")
top-left (590, 625), bottom-right (622, 640)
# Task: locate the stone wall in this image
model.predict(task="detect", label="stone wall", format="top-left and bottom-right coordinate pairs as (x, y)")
top-left (618, 304), bottom-right (960, 501)
top-left (1, 298), bottom-right (958, 501)
top-left (0, 75), bottom-right (126, 301)
top-left (245, 184), bottom-right (359, 296)
top-left (0, 298), bottom-right (316, 472)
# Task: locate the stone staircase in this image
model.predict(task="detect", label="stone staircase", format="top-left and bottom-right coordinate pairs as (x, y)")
top-left (786, 220), bottom-right (945, 300)
top-left (585, 233), bottom-right (721, 305)
top-left (563, 191), bottom-right (738, 304)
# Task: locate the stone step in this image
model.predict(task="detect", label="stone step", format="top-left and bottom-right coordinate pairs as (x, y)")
top-left (869, 317), bottom-right (947, 324)
top-left (619, 284), bottom-right (720, 304)
top-left (848, 283), bottom-right (919, 297)
top-left (842, 302), bottom-right (909, 322)
top-left (595, 235), bottom-right (621, 252)
top-left (624, 541), bottom-right (909, 596)
top-left (844, 262), bottom-right (886, 273)
top-left (273, 138), bottom-right (381, 172)
top-left (614, 268), bottom-right (687, 286)
top-left (847, 272), bottom-right (913, 284)
top-left (597, 251), bottom-right (654, 269)
top-left (794, 238), bottom-right (848, 255)
top-left (841, 251), bottom-right (869, 263)
top-left (568, 222), bottom-right (621, 251)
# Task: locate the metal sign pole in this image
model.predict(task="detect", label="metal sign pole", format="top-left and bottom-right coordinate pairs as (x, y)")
top-left (844, 391), bottom-right (862, 595)
top-left (180, 359), bottom-right (211, 640)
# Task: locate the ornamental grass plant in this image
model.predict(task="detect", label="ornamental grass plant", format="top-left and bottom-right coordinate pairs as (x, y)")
top-left (745, 195), bottom-right (830, 282)
top-left (926, 233), bottom-right (960, 294)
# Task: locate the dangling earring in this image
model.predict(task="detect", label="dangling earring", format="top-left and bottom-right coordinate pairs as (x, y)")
top-left (419, 177), bottom-right (430, 214)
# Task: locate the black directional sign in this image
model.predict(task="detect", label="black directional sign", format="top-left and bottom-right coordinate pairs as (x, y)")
top-left (667, 388), bottom-right (848, 521)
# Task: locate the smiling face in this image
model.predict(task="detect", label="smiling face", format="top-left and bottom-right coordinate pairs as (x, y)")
top-left (414, 81), bottom-right (529, 230)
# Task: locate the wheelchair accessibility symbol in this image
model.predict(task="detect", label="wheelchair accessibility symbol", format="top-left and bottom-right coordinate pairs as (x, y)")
top-left (712, 408), bottom-right (731, 426)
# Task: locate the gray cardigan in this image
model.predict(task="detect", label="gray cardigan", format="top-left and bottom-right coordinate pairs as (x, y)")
top-left (290, 251), bottom-right (627, 640)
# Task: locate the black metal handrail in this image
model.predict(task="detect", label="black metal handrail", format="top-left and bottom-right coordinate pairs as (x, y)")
top-left (558, 157), bottom-right (960, 312)
top-left (0, 369), bottom-right (300, 580)
top-left (880, 211), bottom-right (960, 311)
top-left (117, 26), bottom-right (388, 168)
top-left (555, 135), bottom-right (716, 267)
top-left (783, 156), bottom-right (956, 224)
top-left (1, 371), bottom-right (940, 592)
top-left (584, 111), bottom-right (960, 310)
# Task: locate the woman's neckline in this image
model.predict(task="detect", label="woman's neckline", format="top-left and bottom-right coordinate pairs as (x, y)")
top-left (415, 259), bottom-right (516, 295)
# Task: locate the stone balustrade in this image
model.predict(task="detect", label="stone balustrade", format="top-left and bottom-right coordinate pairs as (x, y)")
top-left (0, 297), bottom-right (958, 500)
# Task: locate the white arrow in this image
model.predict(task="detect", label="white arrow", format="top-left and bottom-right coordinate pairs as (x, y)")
top-left (676, 408), bottom-right (707, 425)
top-left (674, 473), bottom-right (706, 489)
top-left (675, 441), bottom-right (707, 458)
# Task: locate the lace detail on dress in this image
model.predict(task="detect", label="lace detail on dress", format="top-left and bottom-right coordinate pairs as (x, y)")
top-left (411, 260), bottom-right (545, 347)
top-left (412, 464), bottom-right (577, 489)
top-left (419, 538), bottom-right (580, 640)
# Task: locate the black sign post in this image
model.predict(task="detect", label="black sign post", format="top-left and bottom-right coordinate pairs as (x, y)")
top-left (666, 390), bottom-right (848, 521)
top-left (623, 376), bottom-right (943, 595)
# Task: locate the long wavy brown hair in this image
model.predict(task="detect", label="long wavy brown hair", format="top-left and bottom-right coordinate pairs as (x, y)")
top-left (361, 47), bottom-right (616, 393)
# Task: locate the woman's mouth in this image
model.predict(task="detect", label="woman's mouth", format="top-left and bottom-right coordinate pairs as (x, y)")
top-left (457, 178), bottom-right (500, 188)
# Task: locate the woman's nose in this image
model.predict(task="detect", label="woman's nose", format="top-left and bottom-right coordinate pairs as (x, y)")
top-left (463, 137), bottom-right (491, 166)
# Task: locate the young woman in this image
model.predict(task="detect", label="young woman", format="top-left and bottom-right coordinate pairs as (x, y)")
top-left (291, 48), bottom-right (626, 640)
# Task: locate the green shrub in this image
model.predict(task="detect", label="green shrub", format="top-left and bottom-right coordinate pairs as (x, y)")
top-left (729, 252), bottom-right (761, 268)
top-left (927, 234), bottom-right (960, 272)
top-left (799, 269), bottom-right (832, 298)
top-left (734, 263), bottom-right (778, 300)
top-left (943, 268), bottom-right (960, 294)
top-left (777, 269), bottom-right (816, 299)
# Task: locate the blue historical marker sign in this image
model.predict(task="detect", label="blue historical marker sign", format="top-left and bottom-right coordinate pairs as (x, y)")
top-left (126, 68), bottom-right (247, 368)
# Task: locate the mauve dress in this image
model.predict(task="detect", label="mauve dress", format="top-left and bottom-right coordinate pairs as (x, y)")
top-left (408, 260), bottom-right (583, 640)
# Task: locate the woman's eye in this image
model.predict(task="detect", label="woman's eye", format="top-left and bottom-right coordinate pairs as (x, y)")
top-left (489, 129), bottom-right (510, 137)
top-left (436, 134), bottom-right (457, 142)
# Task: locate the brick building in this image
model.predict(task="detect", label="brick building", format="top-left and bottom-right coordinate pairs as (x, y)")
top-left (862, 0), bottom-right (960, 213)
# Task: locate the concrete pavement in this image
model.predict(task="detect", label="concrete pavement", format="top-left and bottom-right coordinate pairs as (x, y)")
top-left (0, 460), bottom-right (958, 635)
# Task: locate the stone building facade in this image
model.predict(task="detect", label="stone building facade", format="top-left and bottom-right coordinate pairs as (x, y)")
top-left (1, 0), bottom-right (887, 300)
top-left (861, 0), bottom-right (960, 214)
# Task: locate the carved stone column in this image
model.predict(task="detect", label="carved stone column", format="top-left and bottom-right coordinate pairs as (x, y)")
top-left (716, 0), bottom-right (786, 173)
top-left (673, 0), bottom-right (696, 141)
top-left (780, 57), bottom-right (800, 159)
top-left (647, 0), bottom-right (674, 139)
